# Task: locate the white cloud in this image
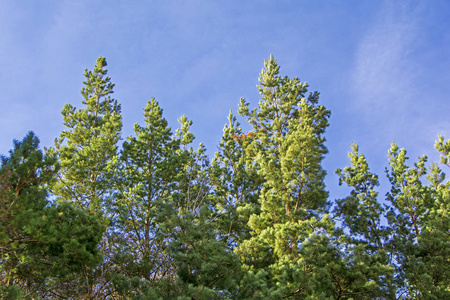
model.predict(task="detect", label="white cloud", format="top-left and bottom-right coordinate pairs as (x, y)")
top-left (352, 2), bottom-right (420, 119)
top-left (349, 1), bottom-right (443, 155)
top-left (344, 1), bottom-right (450, 189)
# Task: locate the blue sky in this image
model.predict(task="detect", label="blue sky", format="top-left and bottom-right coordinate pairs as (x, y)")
top-left (1, 1), bottom-right (450, 200)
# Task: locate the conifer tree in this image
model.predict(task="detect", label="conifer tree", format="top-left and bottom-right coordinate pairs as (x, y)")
top-left (385, 138), bottom-right (450, 298)
top-left (0, 132), bottom-right (57, 294)
top-left (335, 143), bottom-right (396, 298)
top-left (156, 115), bottom-right (240, 299)
top-left (211, 111), bottom-right (263, 247)
top-left (53, 56), bottom-right (122, 215)
top-left (4, 55), bottom-right (450, 299)
top-left (111, 102), bottom-right (240, 298)
top-left (164, 142), bottom-right (240, 299)
top-left (113, 98), bottom-right (182, 280)
top-left (336, 137), bottom-right (450, 299)
top-left (235, 55), bottom-right (334, 298)
top-left (0, 132), bottom-right (104, 298)
top-left (50, 57), bottom-right (122, 298)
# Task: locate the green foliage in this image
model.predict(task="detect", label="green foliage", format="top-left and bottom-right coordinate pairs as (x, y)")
top-left (0, 132), bottom-right (104, 298)
top-left (110, 98), bottom-right (240, 298)
top-left (211, 111), bottom-right (263, 247)
top-left (238, 55), bottom-right (330, 216)
top-left (336, 143), bottom-right (384, 244)
top-left (384, 140), bottom-right (450, 299)
top-left (113, 98), bottom-right (181, 280)
top-left (234, 55), bottom-right (337, 298)
top-left (336, 137), bottom-right (450, 299)
top-left (50, 56), bottom-right (122, 298)
top-left (163, 125), bottom-right (241, 299)
top-left (335, 143), bottom-right (395, 298)
top-left (3, 55), bottom-right (449, 299)
top-left (53, 56), bottom-right (122, 214)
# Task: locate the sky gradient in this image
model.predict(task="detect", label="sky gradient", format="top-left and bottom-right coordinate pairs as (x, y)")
top-left (1, 1), bottom-right (449, 200)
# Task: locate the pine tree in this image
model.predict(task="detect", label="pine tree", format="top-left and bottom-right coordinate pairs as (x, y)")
top-left (4, 55), bottom-right (449, 299)
top-left (0, 132), bottom-right (57, 293)
top-left (110, 101), bottom-right (240, 299)
top-left (156, 116), bottom-right (241, 299)
top-left (53, 56), bottom-right (122, 215)
top-left (385, 138), bottom-right (450, 298)
top-left (235, 55), bottom-right (334, 298)
top-left (113, 98), bottom-right (182, 280)
top-left (50, 57), bottom-right (122, 298)
top-left (336, 137), bottom-right (450, 299)
top-left (211, 111), bottom-right (263, 248)
top-left (0, 132), bottom-right (104, 298)
top-left (335, 143), bottom-right (396, 298)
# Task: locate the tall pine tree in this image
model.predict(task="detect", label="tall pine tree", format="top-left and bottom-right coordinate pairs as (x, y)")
top-left (236, 55), bottom-right (334, 298)
top-left (53, 57), bottom-right (122, 215)
top-left (113, 98), bottom-right (182, 281)
top-left (51, 57), bottom-right (122, 298)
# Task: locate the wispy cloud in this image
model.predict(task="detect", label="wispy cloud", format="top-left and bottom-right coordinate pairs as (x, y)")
top-left (352, 2), bottom-right (418, 120)
top-left (350, 1), bottom-right (450, 160)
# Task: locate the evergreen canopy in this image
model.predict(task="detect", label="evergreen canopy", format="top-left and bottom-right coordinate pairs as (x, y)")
top-left (1, 56), bottom-right (449, 299)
